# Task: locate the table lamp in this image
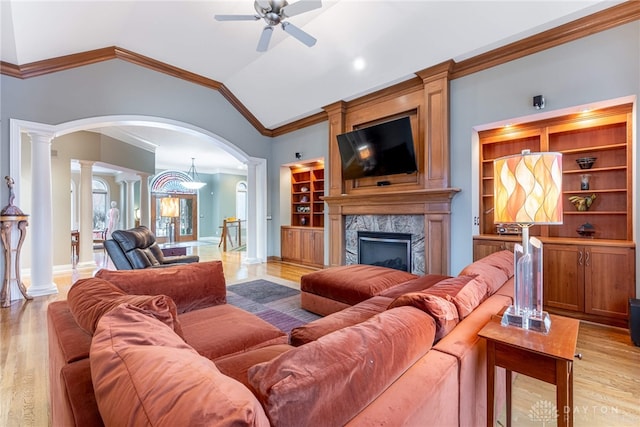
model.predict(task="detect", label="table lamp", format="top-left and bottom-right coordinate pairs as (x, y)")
top-left (160, 197), bottom-right (180, 243)
top-left (493, 149), bottom-right (563, 333)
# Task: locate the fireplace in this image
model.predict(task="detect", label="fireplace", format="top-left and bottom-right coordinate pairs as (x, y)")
top-left (358, 231), bottom-right (412, 272)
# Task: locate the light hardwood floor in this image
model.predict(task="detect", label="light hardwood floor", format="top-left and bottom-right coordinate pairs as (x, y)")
top-left (1, 243), bottom-right (639, 426)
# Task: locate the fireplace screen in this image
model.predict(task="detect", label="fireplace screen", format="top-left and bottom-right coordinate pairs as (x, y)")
top-left (358, 231), bottom-right (412, 272)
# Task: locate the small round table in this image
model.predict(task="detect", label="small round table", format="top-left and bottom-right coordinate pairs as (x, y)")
top-left (1, 215), bottom-right (33, 307)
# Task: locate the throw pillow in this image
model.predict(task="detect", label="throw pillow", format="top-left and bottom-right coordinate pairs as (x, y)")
top-left (96, 260), bottom-right (226, 313)
top-left (91, 304), bottom-right (269, 427)
top-left (67, 277), bottom-right (183, 337)
top-left (459, 250), bottom-right (513, 295)
top-left (427, 274), bottom-right (488, 319)
top-left (388, 293), bottom-right (459, 341)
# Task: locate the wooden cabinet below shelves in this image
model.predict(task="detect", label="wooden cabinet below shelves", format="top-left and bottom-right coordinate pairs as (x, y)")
top-left (281, 226), bottom-right (324, 268)
top-left (473, 235), bottom-right (636, 327)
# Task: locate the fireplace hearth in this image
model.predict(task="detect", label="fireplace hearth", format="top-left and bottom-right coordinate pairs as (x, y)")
top-left (358, 231), bottom-right (412, 272)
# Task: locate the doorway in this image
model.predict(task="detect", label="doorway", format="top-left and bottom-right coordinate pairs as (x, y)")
top-left (151, 194), bottom-right (198, 244)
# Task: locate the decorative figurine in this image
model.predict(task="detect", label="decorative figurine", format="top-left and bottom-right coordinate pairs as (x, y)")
top-left (568, 194), bottom-right (597, 211)
top-left (576, 222), bottom-right (596, 237)
top-left (1, 176), bottom-right (25, 216)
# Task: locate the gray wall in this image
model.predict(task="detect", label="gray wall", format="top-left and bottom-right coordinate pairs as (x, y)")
top-left (198, 172), bottom-right (247, 239)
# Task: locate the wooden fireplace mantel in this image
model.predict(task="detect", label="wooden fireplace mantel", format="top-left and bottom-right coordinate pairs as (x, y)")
top-left (323, 188), bottom-right (460, 215)
top-left (324, 188), bottom-right (461, 274)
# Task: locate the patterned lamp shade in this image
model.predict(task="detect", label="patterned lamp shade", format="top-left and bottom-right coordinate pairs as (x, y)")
top-left (494, 150), bottom-right (563, 225)
top-left (160, 197), bottom-right (180, 218)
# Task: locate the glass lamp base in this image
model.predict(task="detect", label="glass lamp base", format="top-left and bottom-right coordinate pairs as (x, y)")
top-left (501, 305), bottom-right (552, 333)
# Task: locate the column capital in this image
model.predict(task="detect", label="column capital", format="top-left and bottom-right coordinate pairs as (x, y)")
top-left (27, 130), bottom-right (55, 144)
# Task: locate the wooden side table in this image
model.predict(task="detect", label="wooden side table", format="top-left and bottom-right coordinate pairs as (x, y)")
top-left (1, 215), bottom-right (33, 307)
top-left (478, 313), bottom-right (580, 427)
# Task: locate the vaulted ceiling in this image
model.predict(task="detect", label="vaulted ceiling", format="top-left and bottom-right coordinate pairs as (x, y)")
top-left (0, 0), bottom-right (624, 172)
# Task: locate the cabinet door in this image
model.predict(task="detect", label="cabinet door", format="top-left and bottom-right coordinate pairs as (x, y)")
top-left (585, 246), bottom-right (635, 319)
top-left (311, 229), bottom-right (324, 266)
top-left (300, 229), bottom-right (323, 266)
top-left (473, 238), bottom-right (517, 261)
top-left (543, 244), bottom-right (584, 312)
top-left (281, 227), bottom-right (300, 261)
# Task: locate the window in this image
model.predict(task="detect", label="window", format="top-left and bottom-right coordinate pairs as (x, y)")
top-left (236, 181), bottom-right (247, 221)
top-left (92, 178), bottom-right (109, 230)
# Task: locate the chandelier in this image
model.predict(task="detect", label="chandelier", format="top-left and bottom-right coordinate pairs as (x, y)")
top-left (182, 158), bottom-right (206, 190)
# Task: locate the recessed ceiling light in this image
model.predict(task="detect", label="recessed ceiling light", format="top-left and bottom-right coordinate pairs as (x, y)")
top-left (353, 57), bottom-right (366, 71)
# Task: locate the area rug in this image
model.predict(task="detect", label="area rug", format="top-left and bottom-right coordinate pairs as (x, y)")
top-left (227, 280), bottom-right (320, 334)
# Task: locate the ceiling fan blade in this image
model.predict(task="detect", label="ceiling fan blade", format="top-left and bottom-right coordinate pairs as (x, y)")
top-left (282, 0), bottom-right (322, 18)
top-left (214, 14), bottom-right (260, 21)
top-left (282, 22), bottom-right (316, 47)
top-left (257, 26), bottom-right (274, 52)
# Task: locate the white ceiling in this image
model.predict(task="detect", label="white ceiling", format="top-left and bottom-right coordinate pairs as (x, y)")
top-left (1, 0), bottom-right (619, 172)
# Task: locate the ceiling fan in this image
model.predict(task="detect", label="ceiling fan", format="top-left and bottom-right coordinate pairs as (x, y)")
top-left (215, 0), bottom-right (322, 52)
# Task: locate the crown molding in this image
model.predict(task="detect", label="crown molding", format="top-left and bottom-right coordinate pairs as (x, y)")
top-left (1, 2), bottom-right (637, 137)
top-left (450, 1), bottom-right (640, 79)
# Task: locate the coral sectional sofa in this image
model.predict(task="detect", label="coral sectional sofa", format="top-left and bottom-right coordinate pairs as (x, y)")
top-left (47, 261), bottom-right (289, 426)
top-left (47, 252), bottom-right (514, 426)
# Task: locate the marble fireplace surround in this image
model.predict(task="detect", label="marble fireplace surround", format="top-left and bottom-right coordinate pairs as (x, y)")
top-left (346, 215), bottom-right (425, 275)
top-left (324, 189), bottom-right (460, 275)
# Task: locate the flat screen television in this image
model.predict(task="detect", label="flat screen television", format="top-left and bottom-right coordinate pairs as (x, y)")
top-left (336, 116), bottom-right (417, 180)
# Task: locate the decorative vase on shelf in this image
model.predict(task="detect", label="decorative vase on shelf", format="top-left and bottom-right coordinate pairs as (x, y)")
top-left (580, 174), bottom-right (592, 190)
top-left (568, 194), bottom-right (597, 211)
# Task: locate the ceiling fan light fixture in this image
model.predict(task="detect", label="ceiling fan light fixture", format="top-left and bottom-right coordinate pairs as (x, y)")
top-left (214, 0), bottom-right (322, 52)
top-left (182, 158), bottom-right (206, 190)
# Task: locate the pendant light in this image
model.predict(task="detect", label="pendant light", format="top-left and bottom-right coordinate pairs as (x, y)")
top-left (182, 158), bottom-right (206, 190)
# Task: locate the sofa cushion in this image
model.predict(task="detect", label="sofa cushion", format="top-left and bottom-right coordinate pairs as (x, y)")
top-left (300, 264), bottom-right (418, 306)
top-left (459, 250), bottom-right (514, 295)
top-left (67, 277), bottom-right (182, 337)
top-left (179, 304), bottom-right (288, 361)
top-left (215, 344), bottom-right (295, 391)
top-left (378, 274), bottom-right (451, 299)
top-left (388, 293), bottom-right (459, 341)
top-left (248, 306), bottom-right (436, 427)
top-left (431, 275), bottom-right (488, 319)
top-left (96, 260), bottom-right (226, 313)
top-left (91, 304), bottom-right (270, 427)
top-left (290, 296), bottom-right (393, 346)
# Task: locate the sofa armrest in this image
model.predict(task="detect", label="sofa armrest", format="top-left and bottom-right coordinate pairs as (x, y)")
top-left (161, 255), bottom-right (200, 264)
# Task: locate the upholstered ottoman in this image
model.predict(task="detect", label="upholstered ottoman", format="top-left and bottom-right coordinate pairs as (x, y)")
top-left (300, 264), bottom-right (418, 316)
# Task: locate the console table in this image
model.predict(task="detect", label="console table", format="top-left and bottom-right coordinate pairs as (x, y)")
top-left (1, 215), bottom-right (33, 307)
top-left (479, 313), bottom-right (580, 427)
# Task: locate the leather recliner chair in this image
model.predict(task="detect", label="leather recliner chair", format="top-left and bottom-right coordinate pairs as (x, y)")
top-left (104, 225), bottom-right (200, 270)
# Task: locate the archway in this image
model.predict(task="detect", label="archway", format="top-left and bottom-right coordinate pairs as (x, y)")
top-left (9, 116), bottom-right (267, 298)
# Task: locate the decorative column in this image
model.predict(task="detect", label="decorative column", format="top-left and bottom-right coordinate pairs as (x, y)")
top-left (139, 173), bottom-right (150, 227)
top-left (78, 160), bottom-right (95, 268)
top-left (245, 157), bottom-right (266, 264)
top-left (27, 131), bottom-right (58, 297)
top-left (323, 101), bottom-right (347, 267)
top-left (125, 179), bottom-right (136, 229)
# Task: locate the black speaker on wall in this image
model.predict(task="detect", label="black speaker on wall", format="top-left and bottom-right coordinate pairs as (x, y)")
top-left (630, 298), bottom-right (640, 347)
